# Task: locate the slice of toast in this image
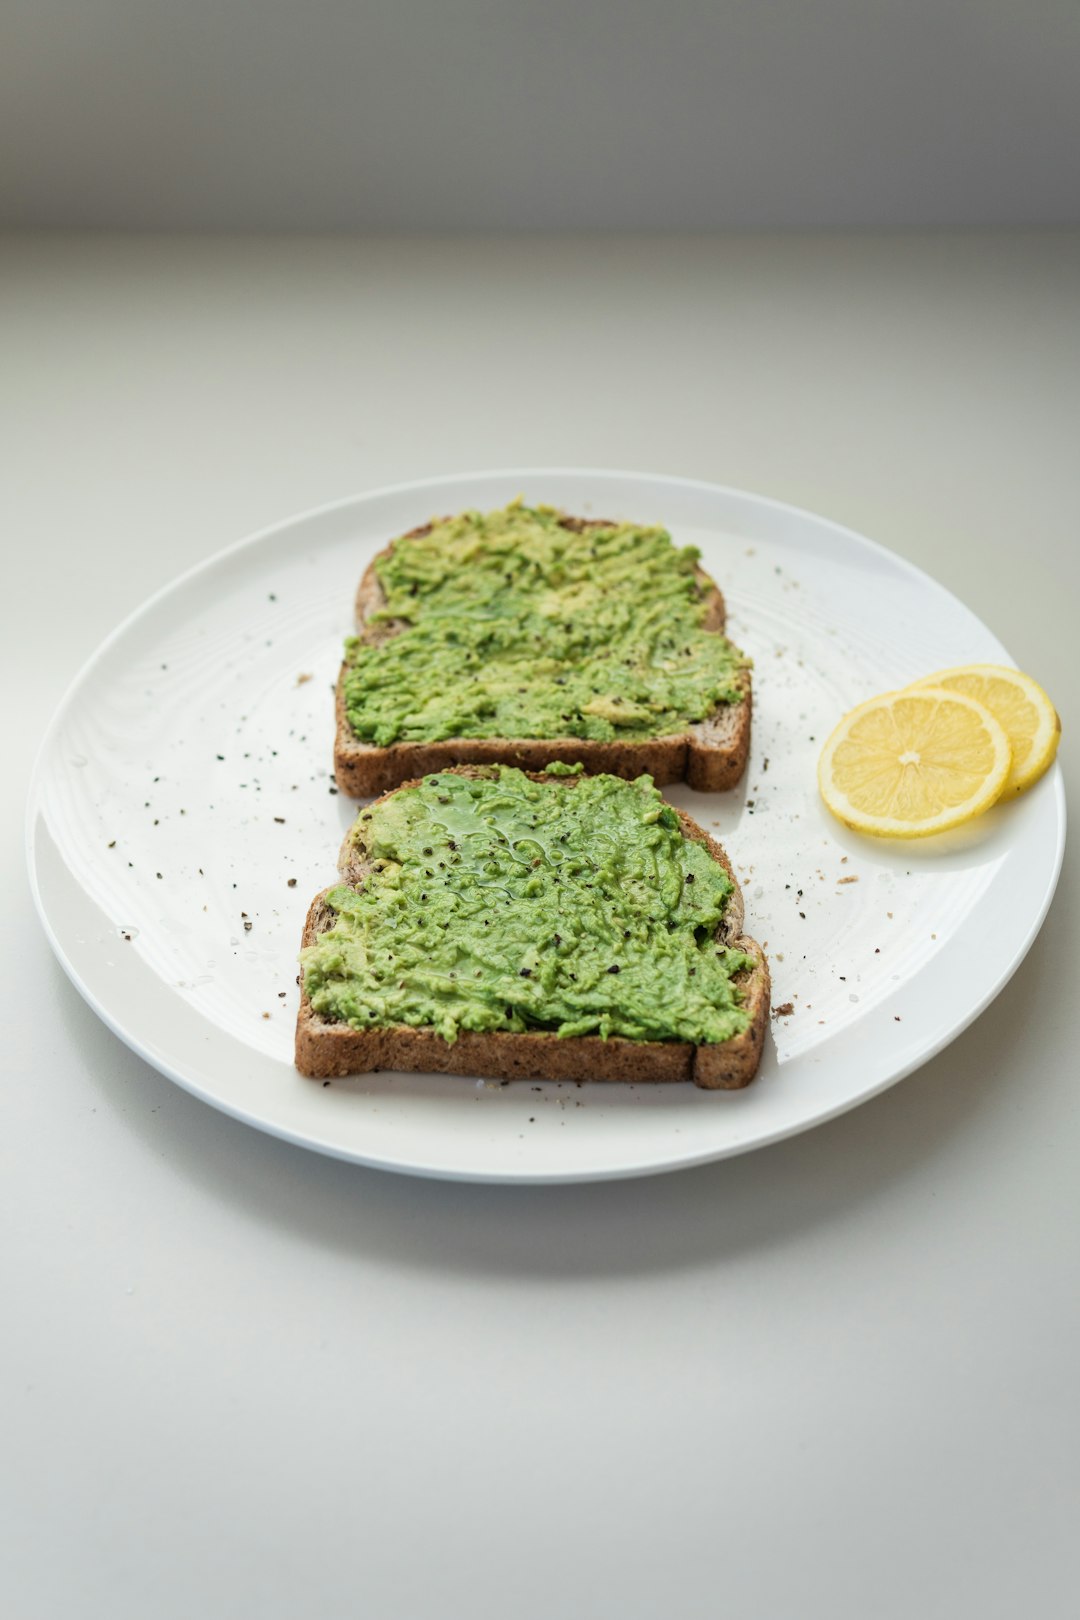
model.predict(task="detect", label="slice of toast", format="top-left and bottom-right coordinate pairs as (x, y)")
top-left (334, 514), bottom-right (752, 797)
top-left (295, 767), bottom-right (770, 1089)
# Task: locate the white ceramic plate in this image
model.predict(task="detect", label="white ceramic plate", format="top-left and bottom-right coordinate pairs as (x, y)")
top-left (28, 470), bottom-right (1065, 1183)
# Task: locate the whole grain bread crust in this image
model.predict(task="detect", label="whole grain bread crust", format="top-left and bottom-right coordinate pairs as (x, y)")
top-left (334, 515), bottom-right (752, 797)
top-left (295, 766), bottom-right (770, 1089)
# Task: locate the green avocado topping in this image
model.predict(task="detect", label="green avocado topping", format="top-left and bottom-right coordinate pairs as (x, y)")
top-left (301, 769), bottom-right (754, 1046)
top-left (342, 502), bottom-right (746, 747)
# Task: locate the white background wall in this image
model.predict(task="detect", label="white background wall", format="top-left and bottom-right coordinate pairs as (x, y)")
top-left (4, 0), bottom-right (1080, 231)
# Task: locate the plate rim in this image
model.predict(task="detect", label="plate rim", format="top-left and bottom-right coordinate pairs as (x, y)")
top-left (26, 466), bottom-right (1068, 1183)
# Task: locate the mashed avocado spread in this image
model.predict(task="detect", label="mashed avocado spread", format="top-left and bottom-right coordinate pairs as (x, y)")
top-left (301, 768), bottom-right (753, 1045)
top-left (342, 502), bottom-right (746, 746)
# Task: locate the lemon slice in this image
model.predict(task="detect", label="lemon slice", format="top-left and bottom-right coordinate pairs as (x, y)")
top-left (909, 664), bottom-right (1060, 794)
top-left (819, 687), bottom-right (1012, 838)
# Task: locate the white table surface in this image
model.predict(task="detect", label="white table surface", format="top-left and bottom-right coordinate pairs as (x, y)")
top-left (3, 232), bottom-right (1078, 1620)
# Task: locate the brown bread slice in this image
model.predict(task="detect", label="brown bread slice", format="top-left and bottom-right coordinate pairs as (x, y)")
top-left (295, 767), bottom-right (770, 1089)
top-left (334, 516), bottom-right (752, 797)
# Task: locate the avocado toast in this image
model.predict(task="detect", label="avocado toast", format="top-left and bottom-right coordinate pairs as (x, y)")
top-left (334, 503), bottom-right (752, 796)
top-left (296, 766), bottom-right (769, 1087)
